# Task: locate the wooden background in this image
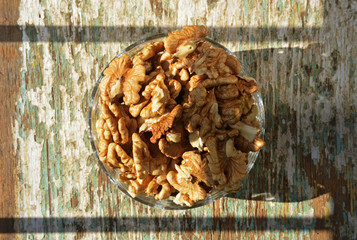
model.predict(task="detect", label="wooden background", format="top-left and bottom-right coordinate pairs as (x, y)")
top-left (0, 0), bottom-right (356, 239)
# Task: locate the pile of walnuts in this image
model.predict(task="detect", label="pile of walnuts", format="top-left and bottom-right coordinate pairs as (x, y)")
top-left (96, 25), bottom-right (265, 206)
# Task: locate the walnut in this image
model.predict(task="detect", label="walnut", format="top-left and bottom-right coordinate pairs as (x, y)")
top-left (102, 122), bottom-right (112, 141)
top-left (164, 25), bottom-right (209, 54)
top-left (149, 149), bottom-right (168, 176)
top-left (192, 46), bottom-right (227, 78)
top-left (188, 130), bottom-right (204, 151)
top-left (172, 59), bottom-right (190, 70)
top-left (215, 128), bottom-right (240, 141)
top-left (225, 54), bottom-right (241, 75)
top-left (167, 79), bottom-right (182, 99)
top-left (104, 54), bottom-right (132, 79)
top-left (132, 133), bottom-right (151, 179)
top-left (103, 130), bottom-right (111, 141)
top-left (236, 76), bottom-right (258, 94)
top-left (105, 115), bottom-right (137, 145)
top-left (154, 181), bottom-right (174, 200)
top-left (146, 175), bottom-right (175, 200)
top-left (140, 75), bottom-right (170, 119)
top-left (166, 132), bottom-right (181, 143)
top-left (229, 121), bottom-right (260, 142)
top-left (220, 108), bottom-right (242, 126)
top-left (179, 68), bottom-right (190, 81)
top-left (132, 133), bottom-right (168, 178)
top-left (185, 114), bottom-right (200, 133)
top-left (108, 102), bottom-right (129, 119)
top-left (99, 100), bottom-right (114, 120)
top-left (107, 142), bottom-right (134, 168)
top-left (205, 137), bottom-right (227, 185)
top-left (182, 85), bottom-right (207, 119)
top-left (133, 41), bottom-right (164, 63)
top-left (200, 74), bottom-right (238, 88)
top-left (165, 98), bottom-right (178, 112)
top-left (118, 172), bottom-right (135, 185)
top-left (99, 54), bottom-right (132, 104)
top-left (181, 151), bottom-right (215, 186)
top-left (96, 117), bottom-right (111, 161)
top-left (216, 139), bottom-right (247, 193)
top-left (198, 89), bottom-right (216, 116)
top-left (158, 138), bottom-right (184, 159)
top-left (96, 117), bottom-right (105, 135)
top-left (150, 104), bottom-right (182, 143)
top-left (105, 117), bottom-right (120, 143)
top-left (173, 192), bottom-right (194, 207)
top-left (158, 124), bottom-right (192, 159)
top-left (142, 73), bottom-right (166, 99)
top-left (128, 175), bottom-right (154, 197)
top-left (183, 90), bottom-right (221, 138)
top-left (138, 114), bottom-right (167, 133)
top-left (167, 168), bottom-right (207, 204)
top-left (219, 92), bottom-right (254, 125)
top-left (161, 60), bottom-right (177, 78)
top-left (242, 105), bottom-right (258, 122)
top-left (197, 117), bottom-right (215, 139)
top-left (129, 97), bottom-right (150, 118)
top-left (234, 135), bottom-right (265, 153)
top-left (108, 79), bottom-right (124, 100)
top-left (215, 77), bottom-right (258, 101)
top-left (174, 43), bottom-right (197, 59)
top-left (98, 139), bottom-right (110, 162)
top-left (145, 176), bottom-right (160, 196)
top-left (140, 102), bottom-right (161, 120)
top-left (186, 75), bottom-right (207, 91)
top-left (215, 84), bottom-right (240, 100)
top-left (119, 117), bottom-right (138, 144)
top-left (160, 52), bottom-right (173, 62)
top-left (208, 101), bottom-right (222, 128)
top-left (122, 64), bottom-right (147, 105)
top-left (144, 66), bottom-right (165, 83)
top-left (186, 41), bottom-right (211, 66)
top-left (196, 40), bottom-right (212, 53)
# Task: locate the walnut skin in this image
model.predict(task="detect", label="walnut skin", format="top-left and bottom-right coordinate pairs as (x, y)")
top-left (146, 175), bottom-right (175, 200)
top-left (181, 151), bottom-right (215, 186)
top-left (166, 169), bottom-right (207, 203)
top-left (107, 142), bottom-right (134, 169)
top-left (205, 137), bottom-right (227, 185)
top-left (158, 123), bottom-right (192, 159)
top-left (164, 25), bottom-right (209, 54)
top-left (122, 64), bottom-right (147, 105)
top-left (133, 41), bottom-right (164, 64)
top-left (216, 139), bottom-right (248, 193)
top-left (140, 74), bottom-right (170, 119)
top-left (132, 133), bottom-right (151, 179)
top-left (100, 54), bottom-right (132, 104)
top-left (150, 104), bottom-right (182, 143)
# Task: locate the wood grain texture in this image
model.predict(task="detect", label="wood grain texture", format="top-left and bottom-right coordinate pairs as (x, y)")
top-left (0, 0), bottom-right (21, 236)
top-left (5, 0), bottom-right (357, 239)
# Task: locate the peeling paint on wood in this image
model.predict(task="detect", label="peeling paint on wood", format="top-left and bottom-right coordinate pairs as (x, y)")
top-left (1, 0), bottom-right (355, 239)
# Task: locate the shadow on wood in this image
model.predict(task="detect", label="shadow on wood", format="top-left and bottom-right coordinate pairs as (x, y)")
top-left (0, 216), bottom-right (332, 233)
top-left (228, 43), bottom-right (356, 239)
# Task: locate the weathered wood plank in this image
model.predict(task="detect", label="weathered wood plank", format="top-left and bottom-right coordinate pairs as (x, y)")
top-left (6, 0), bottom-right (357, 239)
top-left (0, 0), bottom-right (21, 237)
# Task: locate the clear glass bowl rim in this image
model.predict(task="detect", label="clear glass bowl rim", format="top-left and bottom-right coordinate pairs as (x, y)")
top-left (88, 33), bottom-right (265, 210)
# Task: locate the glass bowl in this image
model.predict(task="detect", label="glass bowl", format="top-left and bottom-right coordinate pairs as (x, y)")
top-left (88, 34), bottom-right (265, 210)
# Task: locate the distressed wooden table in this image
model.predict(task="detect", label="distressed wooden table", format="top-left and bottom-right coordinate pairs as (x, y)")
top-left (1, 0), bottom-right (356, 239)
